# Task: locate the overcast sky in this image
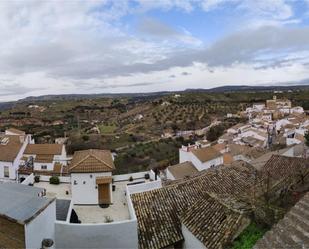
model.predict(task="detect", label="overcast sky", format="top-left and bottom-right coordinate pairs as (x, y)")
top-left (1, 0), bottom-right (309, 101)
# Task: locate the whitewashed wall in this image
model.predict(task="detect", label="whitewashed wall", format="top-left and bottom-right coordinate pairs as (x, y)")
top-left (39, 175), bottom-right (71, 183)
top-left (181, 224), bottom-right (206, 249)
top-left (179, 149), bottom-right (192, 163)
top-left (25, 200), bottom-right (56, 249)
top-left (55, 220), bottom-right (138, 249)
top-left (126, 180), bottom-right (162, 195)
top-left (191, 154), bottom-right (223, 171)
top-left (71, 172), bottom-right (112, 204)
top-left (166, 168), bottom-right (176, 180)
top-left (21, 173), bottom-right (34, 185)
top-left (0, 161), bottom-right (13, 179)
top-left (113, 171), bottom-right (149, 182)
top-left (34, 162), bottom-right (54, 171)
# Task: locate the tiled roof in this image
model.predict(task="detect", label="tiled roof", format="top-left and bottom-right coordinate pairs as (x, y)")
top-left (34, 154), bottom-right (54, 163)
top-left (191, 146), bottom-right (222, 163)
top-left (257, 155), bottom-right (308, 183)
top-left (254, 192), bottom-right (309, 249)
top-left (69, 149), bottom-right (115, 173)
top-left (167, 161), bottom-right (198, 180)
top-left (0, 135), bottom-right (23, 162)
top-left (6, 128), bottom-right (25, 135)
top-left (228, 144), bottom-right (266, 159)
top-left (213, 143), bottom-right (226, 152)
top-left (131, 164), bottom-right (255, 249)
top-left (24, 144), bottom-right (63, 155)
top-left (250, 148), bottom-right (292, 170)
top-left (181, 196), bottom-right (247, 249)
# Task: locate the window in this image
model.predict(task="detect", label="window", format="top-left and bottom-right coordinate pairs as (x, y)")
top-left (4, 166), bottom-right (9, 178)
top-left (41, 165), bottom-right (47, 170)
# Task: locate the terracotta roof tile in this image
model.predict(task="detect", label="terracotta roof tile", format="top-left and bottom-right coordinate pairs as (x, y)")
top-left (0, 135), bottom-right (23, 162)
top-left (69, 149), bottom-right (115, 173)
top-left (24, 144), bottom-right (63, 155)
top-left (167, 161), bottom-right (198, 180)
top-left (132, 165), bottom-right (255, 249)
top-left (191, 146), bottom-right (222, 163)
top-left (34, 154), bottom-right (54, 163)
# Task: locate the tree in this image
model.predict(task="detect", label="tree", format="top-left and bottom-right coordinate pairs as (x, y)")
top-left (206, 125), bottom-right (225, 142)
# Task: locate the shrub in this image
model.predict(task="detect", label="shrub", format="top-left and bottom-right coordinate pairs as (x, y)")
top-left (49, 176), bottom-right (60, 185)
top-left (129, 176), bottom-right (134, 182)
top-left (34, 175), bottom-right (40, 183)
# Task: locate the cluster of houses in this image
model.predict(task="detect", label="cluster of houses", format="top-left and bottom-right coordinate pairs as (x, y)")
top-left (0, 111), bottom-right (309, 249)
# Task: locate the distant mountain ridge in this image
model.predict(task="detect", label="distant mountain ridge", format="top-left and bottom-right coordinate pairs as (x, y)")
top-left (0, 83), bottom-right (308, 110)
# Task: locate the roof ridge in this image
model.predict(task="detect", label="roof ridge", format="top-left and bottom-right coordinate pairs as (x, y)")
top-left (69, 154), bottom-right (91, 171)
top-left (91, 151), bottom-right (113, 170)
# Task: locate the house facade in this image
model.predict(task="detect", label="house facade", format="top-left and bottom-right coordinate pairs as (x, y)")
top-left (69, 149), bottom-right (115, 205)
top-left (0, 129), bottom-right (33, 180)
top-left (22, 144), bottom-right (67, 174)
top-left (179, 146), bottom-right (223, 171)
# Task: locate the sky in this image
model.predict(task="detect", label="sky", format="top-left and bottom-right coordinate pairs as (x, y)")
top-left (1, 0), bottom-right (309, 101)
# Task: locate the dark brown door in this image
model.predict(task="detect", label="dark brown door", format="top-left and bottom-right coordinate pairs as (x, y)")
top-left (98, 184), bottom-right (110, 204)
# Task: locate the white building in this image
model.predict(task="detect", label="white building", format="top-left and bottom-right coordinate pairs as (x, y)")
top-left (69, 149), bottom-right (115, 205)
top-left (0, 129), bottom-right (33, 180)
top-left (23, 144), bottom-right (67, 173)
top-left (0, 183), bottom-right (56, 249)
top-left (179, 146), bottom-right (223, 171)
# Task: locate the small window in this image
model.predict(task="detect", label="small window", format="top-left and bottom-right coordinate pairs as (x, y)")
top-left (4, 166), bottom-right (9, 178)
top-left (74, 180), bottom-right (77, 185)
top-left (41, 165), bottom-right (47, 170)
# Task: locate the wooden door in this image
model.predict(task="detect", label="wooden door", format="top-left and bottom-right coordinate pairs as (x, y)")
top-left (98, 183), bottom-right (110, 204)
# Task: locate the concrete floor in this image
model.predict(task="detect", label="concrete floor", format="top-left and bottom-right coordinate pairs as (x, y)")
top-left (74, 181), bottom-right (130, 223)
top-left (34, 182), bottom-right (71, 200)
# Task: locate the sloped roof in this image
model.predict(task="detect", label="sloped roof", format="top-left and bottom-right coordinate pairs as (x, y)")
top-left (6, 128), bottom-right (25, 135)
top-left (34, 154), bottom-right (54, 163)
top-left (228, 144), bottom-right (266, 159)
top-left (250, 148), bottom-right (292, 170)
top-left (254, 192), bottom-right (309, 249)
top-left (191, 146), bottom-right (222, 163)
top-left (131, 164), bottom-right (255, 249)
top-left (0, 183), bottom-right (54, 224)
top-left (181, 196), bottom-right (246, 249)
top-left (258, 155), bottom-right (308, 183)
top-left (0, 135), bottom-right (23, 162)
top-left (167, 161), bottom-right (198, 180)
top-left (69, 149), bottom-right (115, 173)
top-left (25, 144), bottom-right (63, 155)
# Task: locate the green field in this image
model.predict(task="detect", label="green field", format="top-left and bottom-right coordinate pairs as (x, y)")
top-left (99, 124), bottom-right (117, 134)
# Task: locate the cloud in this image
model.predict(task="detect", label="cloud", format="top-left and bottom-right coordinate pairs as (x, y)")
top-left (0, 0), bottom-right (309, 101)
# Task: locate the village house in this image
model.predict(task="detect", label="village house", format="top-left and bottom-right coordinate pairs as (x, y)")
top-left (0, 183), bottom-right (55, 249)
top-left (69, 149), bottom-right (115, 205)
top-left (131, 163), bottom-right (254, 249)
top-left (0, 128), bottom-right (33, 180)
top-left (22, 143), bottom-right (67, 176)
top-left (179, 145), bottom-right (223, 171)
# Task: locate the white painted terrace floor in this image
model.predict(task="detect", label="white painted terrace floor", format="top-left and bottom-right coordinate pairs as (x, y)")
top-left (34, 180), bottom-right (131, 223)
top-left (74, 181), bottom-right (131, 223)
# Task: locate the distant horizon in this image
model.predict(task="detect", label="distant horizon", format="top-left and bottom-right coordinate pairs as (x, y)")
top-left (1, 82), bottom-right (309, 103)
top-left (1, 1), bottom-right (309, 101)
